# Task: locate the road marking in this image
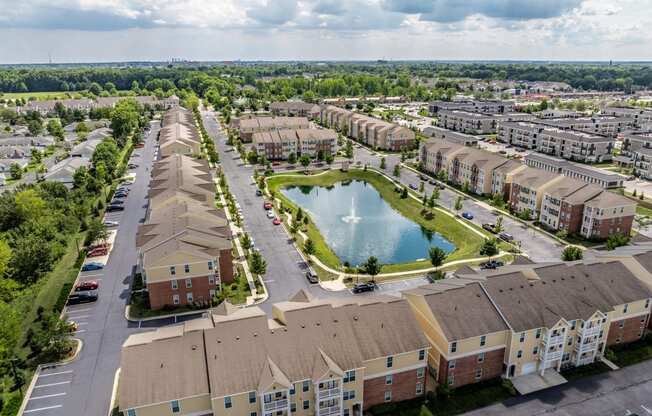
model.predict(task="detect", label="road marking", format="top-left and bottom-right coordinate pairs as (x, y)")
top-left (29, 393), bottom-right (66, 400)
top-left (263, 280), bottom-right (275, 283)
top-left (641, 405), bottom-right (652, 415)
top-left (67, 315), bottom-right (88, 319)
top-left (23, 405), bottom-right (63, 413)
top-left (34, 381), bottom-right (71, 388)
top-left (65, 307), bottom-right (91, 313)
top-left (75, 329), bottom-right (87, 333)
top-left (80, 273), bottom-right (103, 278)
top-left (75, 322), bottom-right (88, 326)
top-left (39, 370), bottom-right (72, 377)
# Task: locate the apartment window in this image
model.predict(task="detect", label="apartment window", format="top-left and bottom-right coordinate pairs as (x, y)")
top-left (475, 368), bottom-right (483, 380)
top-left (224, 396), bottom-right (232, 409)
top-left (571, 320), bottom-right (576, 330)
top-left (184, 264), bottom-right (190, 273)
top-left (127, 410), bottom-right (136, 416)
top-left (517, 350), bottom-right (523, 359)
top-left (450, 342), bottom-right (457, 353)
top-left (386, 356), bottom-right (393, 368)
top-left (419, 349), bottom-right (426, 360)
top-left (519, 333), bottom-right (525, 343)
top-left (171, 279), bottom-right (178, 290)
top-left (417, 367), bottom-right (425, 379)
top-left (186, 292), bottom-right (193, 303)
top-left (208, 261), bottom-right (214, 270)
top-left (344, 390), bottom-right (356, 400)
top-left (386, 375), bottom-right (393, 385)
top-left (535, 328), bottom-right (542, 339)
top-left (344, 409), bottom-right (350, 416)
top-left (447, 375), bottom-right (455, 386)
top-left (302, 381), bottom-right (310, 392)
top-left (416, 382), bottom-right (424, 395)
top-left (646, 299), bottom-right (650, 309)
top-left (252, 412), bottom-right (258, 416)
top-left (249, 391), bottom-right (256, 404)
top-left (290, 402), bottom-right (296, 413)
top-left (208, 275), bottom-right (215, 285)
top-left (533, 346), bottom-right (539, 355)
top-left (172, 294), bottom-right (180, 305)
top-left (303, 400), bottom-right (310, 410)
top-left (170, 400), bottom-right (180, 413)
top-left (169, 266), bottom-right (176, 276)
top-left (185, 278), bottom-right (192, 288)
top-left (448, 360), bottom-right (456, 370)
top-left (480, 336), bottom-right (486, 347)
top-left (619, 321), bottom-right (625, 329)
top-left (384, 391), bottom-right (392, 402)
top-left (344, 370), bottom-right (356, 383)
top-left (624, 304), bottom-right (629, 313)
top-left (568, 338), bottom-right (573, 346)
top-left (477, 353), bottom-right (485, 363)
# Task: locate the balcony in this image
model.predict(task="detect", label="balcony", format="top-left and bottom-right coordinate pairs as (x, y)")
top-left (318, 387), bottom-right (341, 400)
top-left (543, 334), bottom-right (564, 347)
top-left (579, 325), bottom-right (601, 338)
top-left (263, 399), bottom-right (289, 412)
top-left (319, 405), bottom-right (341, 416)
top-left (574, 339), bottom-right (598, 355)
top-left (576, 356), bottom-right (595, 366)
top-left (540, 349), bottom-right (563, 362)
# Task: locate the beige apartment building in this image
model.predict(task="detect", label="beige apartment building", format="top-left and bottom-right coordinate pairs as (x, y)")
top-left (157, 107), bottom-right (202, 157)
top-left (580, 191), bottom-right (637, 239)
top-left (252, 128), bottom-right (338, 161)
top-left (447, 148), bottom-right (511, 195)
top-left (428, 100), bottom-right (514, 115)
top-left (270, 101), bottom-right (321, 118)
top-left (509, 167), bottom-right (565, 219)
top-left (119, 292), bottom-right (430, 416)
top-left (602, 106), bottom-right (652, 128)
top-left (404, 259), bottom-right (652, 393)
top-left (438, 110), bottom-right (534, 135)
top-left (422, 126), bottom-right (479, 146)
top-left (538, 116), bottom-right (633, 138)
top-left (525, 153), bottom-right (624, 189)
top-left (238, 117), bottom-right (310, 142)
top-left (490, 160), bottom-right (526, 198)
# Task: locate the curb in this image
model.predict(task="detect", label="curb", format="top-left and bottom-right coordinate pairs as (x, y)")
top-left (107, 368), bottom-right (121, 416)
top-left (124, 304), bottom-right (208, 323)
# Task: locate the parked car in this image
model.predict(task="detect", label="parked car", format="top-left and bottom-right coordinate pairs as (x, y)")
top-left (409, 183), bottom-right (418, 190)
top-left (480, 260), bottom-right (505, 270)
top-left (128, 163), bottom-right (139, 169)
top-left (272, 162), bottom-right (281, 166)
top-left (482, 223), bottom-right (495, 233)
top-left (498, 232), bottom-right (514, 242)
top-left (263, 202), bottom-right (273, 210)
top-left (462, 212), bottom-right (474, 220)
top-left (266, 210), bottom-right (275, 219)
top-left (134, 143), bottom-right (145, 149)
top-left (256, 189), bottom-right (263, 196)
top-left (305, 269), bottom-right (318, 284)
top-left (438, 183), bottom-right (445, 190)
top-left (113, 193), bottom-right (127, 199)
top-left (352, 282), bottom-right (376, 294)
top-left (67, 291), bottom-right (98, 305)
top-left (87, 247), bottom-right (108, 257)
top-left (103, 220), bottom-right (119, 227)
top-left (272, 217), bottom-right (281, 225)
top-left (106, 205), bottom-right (124, 212)
top-left (81, 262), bottom-right (104, 271)
top-left (110, 199), bottom-right (124, 205)
top-left (420, 175), bottom-right (428, 181)
top-left (75, 280), bottom-right (99, 291)
top-left (428, 179), bottom-right (436, 185)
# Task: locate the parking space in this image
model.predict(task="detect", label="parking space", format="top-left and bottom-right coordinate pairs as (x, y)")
top-left (22, 368), bottom-right (74, 415)
top-left (477, 140), bottom-right (528, 158)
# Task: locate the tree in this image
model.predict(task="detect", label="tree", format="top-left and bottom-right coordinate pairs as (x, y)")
top-left (362, 256), bottom-right (381, 281)
top-left (454, 196), bottom-right (463, 212)
top-left (304, 238), bottom-right (315, 255)
top-left (75, 121), bottom-right (89, 134)
top-left (46, 119), bottom-right (64, 140)
top-left (561, 246), bottom-right (583, 261)
top-left (85, 218), bottom-right (108, 245)
top-left (110, 99), bottom-right (141, 145)
top-left (400, 186), bottom-right (408, 199)
top-left (494, 216), bottom-right (504, 233)
top-left (606, 233), bottom-right (630, 250)
top-left (518, 208), bottom-right (532, 220)
top-left (325, 154), bottom-right (334, 165)
top-left (0, 300), bottom-right (20, 372)
top-left (480, 239), bottom-right (499, 256)
top-left (429, 247), bottom-right (447, 270)
top-left (288, 152), bottom-right (297, 164)
top-left (91, 139), bottom-right (120, 179)
top-left (300, 155), bottom-right (311, 170)
top-left (28, 119), bottom-right (43, 136)
top-left (88, 82), bottom-right (103, 95)
top-left (491, 193), bottom-right (506, 208)
top-left (393, 164), bottom-right (400, 177)
top-left (240, 233), bottom-right (252, 251)
top-left (9, 163), bottom-right (22, 180)
top-left (345, 140), bottom-right (353, 159)
top-left (247, 151), bottom-right (258, 165)
top-left (419, 181), bottom-right (424, 193)
top-left (436, 170), bottom-right (448, 183)
top-left (380, 157), bottom-right (386, 170)
top-left (249, 251), bottom-right (267, 275)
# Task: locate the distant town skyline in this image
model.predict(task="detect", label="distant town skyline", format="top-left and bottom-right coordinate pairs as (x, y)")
top-left (0, 0), bottom-right (651, 64)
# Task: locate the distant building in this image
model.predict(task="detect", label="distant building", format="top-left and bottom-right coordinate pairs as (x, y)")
top-left (437, 110), bottom-right (534, 135)
top-left (238, 117), bottom-right (310, 142)
top-left (269, 101), bottom-right (321, 119)
top-left (422, 126), bottom-right (478, 146)
top-left (428, 100), bottom-right (515, 115)
top-left (525, 153), bottom-right (624, 189)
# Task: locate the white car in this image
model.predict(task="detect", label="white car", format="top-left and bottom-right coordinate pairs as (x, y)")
top-left (103, 220), bottom-right (119, 227)
top-left (266, 210), bottom-right (275, 219)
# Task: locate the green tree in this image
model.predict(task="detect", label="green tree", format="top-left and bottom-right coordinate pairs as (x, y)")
top-left (91, 139), bottom-right (120, 178)
top-left (494, 216), bottom-right (504, 233)
top-left (345, 140), bottom-right (353, 159)
top-left (454, 196), bottom-right (463, 212)
top-left (491, 193), bottom-right (506, 208)
top-left (561, 246), bottom-right (583, 261)
top-left (362, 256), bottom-right (381, 281)
top-left (0, 300), bottom-right (20, 371)
top-left (86, 218), bottom-right (108, 245)
top-left (380, 157), bottom-right (386, 170)
top-left (88, 82), bottom-right (103, 95)
top-left (393, 164), bottom-right (400, 177)
top-left (606, 233), bottom-right (630, 250)
top-left (419, 181), bottom-right (424, 193)
top-left (429, 247), bottom-right (447, 270)
top-left (110, 98), bottom-right (141, 145)
top-left (300, 155), bottom-right (311, 170)
top-left (46, 118), bottom-right (64, 140)
top-left (249, 251), bottom-right (267, 275)
top-left (480, 239), bottom-right (499, 256)
top-left (240, 233), bottom-right (252, 251)
top-left (325, 154), bottom-right (334, 165)
top-left (28, 119), bottom-right (43, 136)
top-left (75, 121), bottom-right (89, 134)
top-left (9, 163), bottom-right (22, 180)
top-left (304, 238), bottom-right (315, 255)
top-left (288, 152), bottom-right (297, 164)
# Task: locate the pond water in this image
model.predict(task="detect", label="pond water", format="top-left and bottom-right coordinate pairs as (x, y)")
top-left (281, 180), bottom-right (456, 266)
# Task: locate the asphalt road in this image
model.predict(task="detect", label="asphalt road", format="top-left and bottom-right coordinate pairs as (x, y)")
top-left (21, 121), bottom-right (160, 416)
top-left (464, 359), bottom-right (652, 416)
top-left (351, 146), bottom-right (564, 262)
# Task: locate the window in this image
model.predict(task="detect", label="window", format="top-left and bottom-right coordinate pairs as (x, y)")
top-left (624, 304), bottom-right (629, 313)
top-left (251, 412), bottom-right (258, 416)
top-left (303, 400), bottom-right (310, 410)
top-left (302, 381), bottom-right (310, 392)
top-left (344, 409), bottom-right (350, 416)
top-left (385, 375), bottom-right (393, 385)
top-left (290, 385), bottom-right (295, 395)
top-left (224, 396), bottom-right (232, 409)
top-left (170, 400), bottom-right (180, 413)
top-left (208, 261), bottom-right (214, 270)
top-left (384, 391), bottom-right (392, 402)
top-left (517, 350), bottom-right (523, 359)
top-left (450, 342), bottom-right (457, 353)
top-left (533, 346), bottom-right (539, 355)
top-left (447, 375), bottom-right (454, 386)
top-left (290, 402), bottom-right (296, 413)
top-left (127, 410), bottom-right (136, 416)
top-left (448, 360), bottom-right (456, 370)
top-left (344, 390), bottom-right (356, 400)
top-left (386, 356), bottom-right (393, 368)
top-left (184, 264), bottom-right (190, 273)
top-left (169, 266), bottom-right (176, 276)
top-left (646, 299), bottom-right (650, 309)
top-left (417, 367), bottom-right (425, 379)
top-left (185, 278), bottom-right (192, 288)
top-left (249, 391), bottom-right (256, 404)
top-left (475, 368), bottom-right (483, 380)
top-left (416, 382), bottom-right (424, 395)
top-left (344, 370), bottom-right (356, 383)
top-left (519, 333), bottom-right (525, 343)
top-left (619, 321), bottom-right (625, 329)
top-left (171, 279), bottom-right (178, 290)
top-left (571, 320), bottom-right (576, 330)
top-left (418, 349), bottom-right (426, 360)
top-left (186, 292), bottom-right (193, 303)
top-left (535, 328), bottom-right (542, 339)
top-left (477, 353), bottom-right (485, 363)
top-left (480, 336), bottom-right (486, 347)
top-left (172, 294), bottom-right (180, 305)
top-left (208, 275), bottom-right (215, 285)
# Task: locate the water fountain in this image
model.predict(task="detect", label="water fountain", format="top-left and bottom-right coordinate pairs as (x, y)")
top-left (342, 197), bottom-right (361, 224)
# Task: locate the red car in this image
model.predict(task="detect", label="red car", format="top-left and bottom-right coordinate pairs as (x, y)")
top-left (273, 217), bottom-right (281, 225)
top-left (75, 280), bottom-right (99, 291)
top-left (134, 143), bottom-right (145, 148)
top-left (263, 202), bottom-right (273, 210)
top-left (87, 243), bottom-right (109, 251)
top-left (87, 247), bottom-right (108, 257)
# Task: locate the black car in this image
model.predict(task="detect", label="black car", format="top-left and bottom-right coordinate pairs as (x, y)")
top-left (305, 270), bottom-right (318, 284)
top-left (428, 179), bottom-right (436, 185)
top-left (482, 223), bottom-right (495, 233)
top-left (67, 291), bottom-right (98, 305)
top-left (352, 282), bottom-right (376, 294)
top-left (110, 199), bottom-right (124, 205)
top-left (113, 193), bottom-right (127, 199)
top-left (106, 205), bottom-right (125, 212)
top-left (255, 189), bottom-right (263, 196)
top-left (480, 260), bottom-right (505, 270)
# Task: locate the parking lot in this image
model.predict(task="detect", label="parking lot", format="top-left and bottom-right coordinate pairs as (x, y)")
top-left (22, 368), bottom-right (74, 415)
top-left (477, 140), bottom-right (529, 158)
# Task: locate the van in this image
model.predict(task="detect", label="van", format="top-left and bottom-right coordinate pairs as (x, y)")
top-left (499, 232), bottom-right (514, 242)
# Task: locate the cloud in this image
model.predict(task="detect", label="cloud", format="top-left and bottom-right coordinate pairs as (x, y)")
top-left (247, 0), bottom-right (298, 25)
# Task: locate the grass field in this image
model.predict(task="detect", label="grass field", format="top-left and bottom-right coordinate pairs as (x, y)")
top-left (0, 91), bottom-right (86, 100)
top-left (267, 169), bottom-right (486, 273)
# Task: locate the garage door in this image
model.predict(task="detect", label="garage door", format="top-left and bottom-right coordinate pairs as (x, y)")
top-left (521, 362), bottom-right (537, 375)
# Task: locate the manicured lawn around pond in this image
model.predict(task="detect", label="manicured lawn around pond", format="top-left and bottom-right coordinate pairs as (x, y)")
top-left (266, 169), bottom-right (486, 272)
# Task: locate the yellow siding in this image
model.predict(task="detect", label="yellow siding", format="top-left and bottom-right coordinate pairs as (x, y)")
top-left (145, 254), bottom-right (215, 283)
top-left (133, 395), bottom-right (211, 416)
top-left (364, 349), bottom-right (424, 378)
top-left (451, 331), bottom-right (507, 357)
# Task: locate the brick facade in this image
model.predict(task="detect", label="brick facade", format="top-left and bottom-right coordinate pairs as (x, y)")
top-left (362, 368), bottom-right (426, 410)
top-left (588, 215), bottom-right (635, 240)
top-left (218, 249), bottom-right (234, 285)
top-left (437, 348), bottom-right (505, 388)
top-left (607, 315), bottom-right (649, 346)
top-left (148, 274), bottom-right (220, 310)
top-left (559, 202), bottom-right (584, 234)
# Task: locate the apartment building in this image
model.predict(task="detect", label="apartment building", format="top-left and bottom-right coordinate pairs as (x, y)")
top-left (539, 179), bottom-right (602, 233)
top-left (490, 159), bottom-right (526, 198)
top-left (438, 110), bottom-right (534, 135)
top-left (419, 139), bottom-right (465, 178)
top-left (537, 116), bottom-right (632, 138)
top-left (581, 191), bottom-right (637, 239)
top-left (428, 100), bottom-right (514, 115)
top-left (525, 153), bottom-right (624, 189)
top-left (270, 101), bottom-right (321, 118)
top-left (632, 147), bottom-right (652, 179)
top-left (19, 98), bottom-right (94, 115)
top-left (447, 148), bottom-right (511, 195)
top-left (534, 109), bottom-right (583, 119)
top-left (404, 259), bottom-right (652, 393)
top-left (422, 126), bottom-right (478, 146)
top-left (622, 131), bottom-right (652, 156)
top-left (119, 292), bottom-right (430, 416)
top-left (238, 117), bottom-right (311, 142)
top-left (252, 128), bottom-right (337, 161)
top-left (320, 106), bottom-right (415, 151)
top-left (159, 121), bottom-right (202, 157)
top-left (602, 106), bottom-right (652, 128)
top-left (509, 167), bottom-right (564, 219)
top-left (498, 121), bottom-right (614, 163)
top-left (296, 129), bottom-right (337, 157)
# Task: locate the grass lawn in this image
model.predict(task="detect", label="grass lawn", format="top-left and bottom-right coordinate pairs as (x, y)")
top-left (266, 169), bottom-right (486, 272)
top-left (607, 333), bottom-right (652, 368)
top-left (637, 205), bottom-right (652, 217)
top-left (1, 91), bottom-right (86, 100)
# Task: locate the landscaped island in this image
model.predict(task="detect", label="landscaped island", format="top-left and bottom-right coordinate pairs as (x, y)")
top-left (266, 169), bottom-right (488, 273)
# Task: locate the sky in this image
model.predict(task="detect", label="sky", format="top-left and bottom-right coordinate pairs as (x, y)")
top-left (0, 0), bottom-right (651, 64)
